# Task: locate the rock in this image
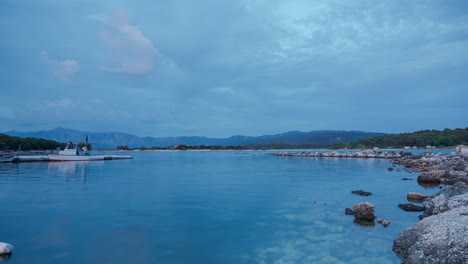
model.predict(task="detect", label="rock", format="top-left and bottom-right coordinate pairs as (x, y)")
top-left (351, 190), bottom-right (372, 196)
top-left (398, 203), bottom-right (425, 212)
top-left (442, 175), bottom-right (468, 186)
top-left (456, 145), bottom-right (468, 155)
top-left (377, 218), bottom-right (390, 227)
top-left (352, 202), bottom-right (376, 220)
top-left (388, 167), bottom-right (394, 171)
top-left (345, 208), bottom-right (355, 215)
top-left (421, 182), bottom-right (468, 219)
top-left (399, 151), bottom-right (413, 157)
top-left (438, 161), bottom-right (456, 170)
top-left (0, 242), bottom-right (13, 255)
top-left (428, 170), bottom-right (448, 177)
top-left (417, 173), bottom-right (441, 185)
top-left (393, 206), bottom-right (468, 264)
top-left (453, 163), bottom-right (467, 171)
top-left (407, 192), bottom-right (429, 203)
top-left (401, 178), bottom-right (413, 181)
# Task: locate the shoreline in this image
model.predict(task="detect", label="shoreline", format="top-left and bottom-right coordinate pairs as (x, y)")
top-left (273, 147), bottom-right (468, 263)
top-left (2, 147), bottom-right (454, 156)
top-left (390, 148), bottom-right (467, 263)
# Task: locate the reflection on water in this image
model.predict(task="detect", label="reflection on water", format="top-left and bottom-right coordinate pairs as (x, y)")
top-left (47, 161), bottom-right (104, 186)
top-left (0, 253), bottom-right (12, 262)
top-left (353, 219), bottom-right (376, 229)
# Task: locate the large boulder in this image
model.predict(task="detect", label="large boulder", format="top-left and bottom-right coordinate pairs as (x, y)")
top-left (352, 202), bottom-right (375, 220)
top-left (417, 173), bottom-right (441, 185)
top-left (0, 242), bottom-right (13, 255)
top-left (393, 206), bottom-right (468, 264)
top-left (421, 182), bottom-right (468, 219)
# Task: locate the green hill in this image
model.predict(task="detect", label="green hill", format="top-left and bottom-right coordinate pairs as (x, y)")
top-left (0, 133), bottom-right (65, 151)
top-left (336, 128), bottom-right (468, 149)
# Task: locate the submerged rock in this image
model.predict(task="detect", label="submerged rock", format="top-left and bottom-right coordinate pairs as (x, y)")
top-left (351, 190), bottom-right (372, 196)
top-left (345, 208), bottom-right (355, 215)
top-left (352, 202), bottom-right (376, 220)
top-left (393, 206), bottom-right (468, 264)
top-left (398, 203), bottom-right (425, 212)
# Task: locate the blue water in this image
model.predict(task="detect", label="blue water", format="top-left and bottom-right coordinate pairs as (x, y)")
top-left (0, 150), bottom-right (453, 264)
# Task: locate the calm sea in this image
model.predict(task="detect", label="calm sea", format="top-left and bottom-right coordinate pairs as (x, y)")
top-left (0, 150), bottom-right (453, 264)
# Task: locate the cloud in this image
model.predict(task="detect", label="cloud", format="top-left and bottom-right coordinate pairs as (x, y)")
top-left (40, 52), bottom-right (80, 84)
top-left (100, 8), bottom-right (157, 75)
top-left (44, 98), bottom-right (75, 109)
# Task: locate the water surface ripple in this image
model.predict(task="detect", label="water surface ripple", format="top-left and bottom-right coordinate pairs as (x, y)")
top-left (0, 150), bottom-right (450, 263)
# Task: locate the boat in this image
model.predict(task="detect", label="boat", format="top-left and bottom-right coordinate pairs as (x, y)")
top-left (48, 141), bottom-right (105, 162)
top-left (0, 154), bottom-right (17, 163)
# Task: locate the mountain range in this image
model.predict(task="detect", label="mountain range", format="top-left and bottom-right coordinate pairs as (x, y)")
top-left (2, 127), bottom-right (386, 149)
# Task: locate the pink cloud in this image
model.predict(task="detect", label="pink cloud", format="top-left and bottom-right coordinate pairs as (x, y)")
top-left (40, 52), bottom-right (80, 84)
top-left (100, 8), bottom-right (157, 75)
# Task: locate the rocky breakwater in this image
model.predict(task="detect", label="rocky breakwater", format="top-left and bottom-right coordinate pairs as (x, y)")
top-left (393, 147), bottom-right (468, 186)
top-left (392, 146), bottom-right (468, 264)
top-left (273, 150), bottom-right (401, 159)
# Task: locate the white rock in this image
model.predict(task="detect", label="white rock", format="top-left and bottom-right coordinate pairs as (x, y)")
top-left (456, 145), bottom-right (468, 155)
top-left (0, 242), bottom-right (13, 255)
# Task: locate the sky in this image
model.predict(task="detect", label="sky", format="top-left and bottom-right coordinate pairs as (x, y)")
top-left (0, 0), bottom-right (467, 137)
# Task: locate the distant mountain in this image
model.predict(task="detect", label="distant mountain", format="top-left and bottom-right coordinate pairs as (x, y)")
top-left (2, 127), bottom-right (386, 149)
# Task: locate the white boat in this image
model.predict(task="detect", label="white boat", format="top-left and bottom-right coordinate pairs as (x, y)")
top-left (48, 142), bottom-right (105, 162)
top-left (0, 153), bottom-right (17, 163)
top-left (0, 156), bottom-right (17, 163)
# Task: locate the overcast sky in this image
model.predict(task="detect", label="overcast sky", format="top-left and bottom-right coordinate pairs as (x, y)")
top-left (1, 0), bottom-right (467, 137)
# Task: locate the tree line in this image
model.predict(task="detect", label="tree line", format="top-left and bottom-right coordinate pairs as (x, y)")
top-left (332, 128), bottom-right (468, 149)
top-left (0, 133), bottom-right (66, 151)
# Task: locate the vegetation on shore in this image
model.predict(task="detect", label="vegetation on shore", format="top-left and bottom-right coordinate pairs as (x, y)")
top-left (0, 133), bottom-right (65, 151)
top-left (333, 128), bottom-right (468, 149)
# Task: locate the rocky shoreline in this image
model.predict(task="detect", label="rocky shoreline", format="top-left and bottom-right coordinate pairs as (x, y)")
top-left (273, 149), bottom-right (402, 159)
top-left (391, 147), bottom-right (467, 264)
top-left (274, 147), bottom-right (468, 263)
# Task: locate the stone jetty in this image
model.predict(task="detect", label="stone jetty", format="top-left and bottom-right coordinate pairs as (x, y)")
top-left (273, 150), bottom-right (401, 158)
top-left (3, 154), bottom-right (133, 163)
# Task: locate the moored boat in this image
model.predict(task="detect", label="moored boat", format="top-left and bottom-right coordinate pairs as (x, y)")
top-left (0, 153), bottom-right (17, 163)
top-left (48, 141), bottom-right (105, 162)
top-left (0, 156), bottom-right (17, 163)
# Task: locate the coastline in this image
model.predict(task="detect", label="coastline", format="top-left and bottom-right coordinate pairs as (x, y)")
top-left (390, 148), bottom-right (468, 263)
top-left (273, 147), bottom-right (468, 263)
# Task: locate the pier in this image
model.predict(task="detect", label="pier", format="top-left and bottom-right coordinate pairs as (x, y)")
top-left (4, 154), bottom-right (133, 163)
